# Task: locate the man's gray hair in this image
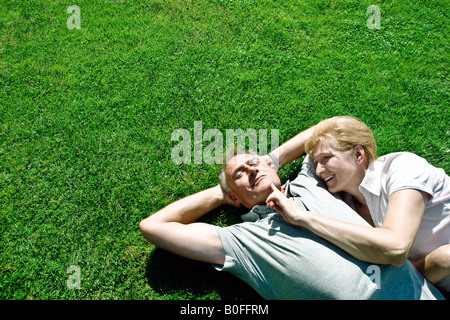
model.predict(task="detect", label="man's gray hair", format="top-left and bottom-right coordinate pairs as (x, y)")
top-left (218, 146), bottom-right (259, 194)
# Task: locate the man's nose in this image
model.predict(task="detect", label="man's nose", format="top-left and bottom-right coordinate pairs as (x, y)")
top-left (245, 164), bottom-right (258, 174)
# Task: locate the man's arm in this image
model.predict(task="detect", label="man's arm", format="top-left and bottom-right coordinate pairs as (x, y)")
top-left (264, 125), bottom-right (316, 171)
top-left (139, 185), bottom-right (231, 265)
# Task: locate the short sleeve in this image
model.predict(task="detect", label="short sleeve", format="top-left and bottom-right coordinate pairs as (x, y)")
top-left (385, 153), bottom-right (437, 198)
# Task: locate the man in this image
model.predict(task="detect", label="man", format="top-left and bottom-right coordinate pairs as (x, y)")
top-left (139, 129), bottom-right (444, 299)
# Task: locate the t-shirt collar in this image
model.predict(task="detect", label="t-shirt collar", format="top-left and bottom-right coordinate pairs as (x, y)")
top-left (359, 161), bottom-right (382, 196)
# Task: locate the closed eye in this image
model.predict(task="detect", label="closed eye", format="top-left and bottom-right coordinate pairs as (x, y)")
top-left (247, 157), bottom-right (260, 166)
top-left (315, 155), bottom-right (332, 165)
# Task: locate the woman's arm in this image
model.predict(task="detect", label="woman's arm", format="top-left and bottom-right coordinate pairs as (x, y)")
top-left (267, 184), bottom-right (428, 266)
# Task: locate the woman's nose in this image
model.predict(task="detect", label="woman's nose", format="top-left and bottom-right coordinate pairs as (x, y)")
top-left (316, 162), bottom-right (325, 175)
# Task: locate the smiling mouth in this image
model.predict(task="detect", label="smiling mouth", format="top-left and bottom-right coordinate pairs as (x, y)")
top-left (324, 174), bottom-right (335, 182)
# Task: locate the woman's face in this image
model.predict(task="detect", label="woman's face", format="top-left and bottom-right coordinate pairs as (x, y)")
top-left (312, 138), bottom-right (365, 194)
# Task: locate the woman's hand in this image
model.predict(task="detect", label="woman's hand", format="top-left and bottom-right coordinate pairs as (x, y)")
top-left (266, 183), bottom-right (312, 226)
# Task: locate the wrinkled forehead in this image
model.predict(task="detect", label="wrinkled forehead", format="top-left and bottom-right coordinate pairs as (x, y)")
top-left (227, 153), bottom-right (258, 165)
top-left (225, 153), bottom-right (257, 173)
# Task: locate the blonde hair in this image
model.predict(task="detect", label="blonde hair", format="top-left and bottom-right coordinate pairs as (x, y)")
top-left (305, 116), bottom-right (378, 166)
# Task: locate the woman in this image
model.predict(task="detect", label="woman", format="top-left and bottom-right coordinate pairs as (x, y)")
top-left (265, 116), bottom-right (450, 293)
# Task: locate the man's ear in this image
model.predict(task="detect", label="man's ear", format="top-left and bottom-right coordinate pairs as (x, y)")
top-left (228, 192), bottom-right (241, 206)
top-left (354, 145), bottom-right (365, 165)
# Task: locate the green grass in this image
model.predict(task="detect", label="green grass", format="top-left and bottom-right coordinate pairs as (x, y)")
top-left (0, 0), bottom-right (448, 299)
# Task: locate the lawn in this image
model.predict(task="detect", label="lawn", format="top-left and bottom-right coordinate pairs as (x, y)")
top-left (0, 0), bottom-right (448, 300)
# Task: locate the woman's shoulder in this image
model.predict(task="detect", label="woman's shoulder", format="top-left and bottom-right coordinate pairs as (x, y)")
top-left (375, 152), bottom-right (429, 171)
top-left (376, 152), bottom-right (444, 197)
top-left (377, 152), bottom-right (426, 162)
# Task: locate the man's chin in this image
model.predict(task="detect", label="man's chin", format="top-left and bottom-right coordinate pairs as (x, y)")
top-left (240, 181), bottom-right (282, 208)
top-left (241, 196), bottom-right (268, 209)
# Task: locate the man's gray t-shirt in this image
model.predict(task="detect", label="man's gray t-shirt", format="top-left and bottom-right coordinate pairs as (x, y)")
top-left (214, 156), bottom-right (444, 300)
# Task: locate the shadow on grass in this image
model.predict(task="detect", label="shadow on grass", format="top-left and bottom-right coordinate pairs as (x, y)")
top-left (145, 248), bottom-right (262, 300)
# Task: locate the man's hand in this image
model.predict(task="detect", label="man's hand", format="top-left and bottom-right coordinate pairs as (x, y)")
top-left (266, 183), bottom-right (312, 227)
top-left (261, 154), bottom-right (280, 173)
top-left (216, 184), bottom-right (241, 207)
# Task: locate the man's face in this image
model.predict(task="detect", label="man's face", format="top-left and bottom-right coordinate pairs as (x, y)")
top-left (225, 153), bottom-right (281, 208)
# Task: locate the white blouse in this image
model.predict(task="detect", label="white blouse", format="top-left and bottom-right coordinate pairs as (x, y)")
top-left (358, 152), bottom-right (450, 291)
